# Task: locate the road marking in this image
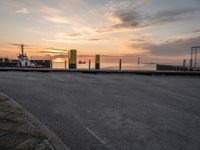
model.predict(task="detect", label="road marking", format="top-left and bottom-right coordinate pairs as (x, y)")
top-left (82, 124), bottom-right (106, 145)
top-left (73, 113), bottom-right (110, 148)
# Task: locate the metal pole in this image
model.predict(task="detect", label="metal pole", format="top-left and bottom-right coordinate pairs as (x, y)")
top-left (138, 57), bottom-right (140, 70)
top-left (50, 60), bottom-right (53, 69)
top-left (119, 59), bottom-right (122, 70)
top-left (195, 48), bottom-right (197, 67)
top-left (191, 47), bottom-right (193, 60)
top-left (183, 59), bottom-right (186, 71)
top-left (198, 48), bottom-right (199, 66)
top-left (190, 59), bottom-right (193, 71)
top-left (42, 58), bottom-right (45, 68)
top-left (191, 47), bottom-right (193, 68)
top-left (21, 44), bottom-right (24, 56)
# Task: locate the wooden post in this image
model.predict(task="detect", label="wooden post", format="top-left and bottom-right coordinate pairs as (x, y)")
top-left (65, 59), bottom-right (67, 69)
top-left (89, 59), bottom-right (91, 70)
top-left (119, 59), bottom-right (122, 70)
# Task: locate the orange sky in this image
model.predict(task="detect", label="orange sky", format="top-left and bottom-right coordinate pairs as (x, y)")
top-left (0, 0), bottom-right (200, 64)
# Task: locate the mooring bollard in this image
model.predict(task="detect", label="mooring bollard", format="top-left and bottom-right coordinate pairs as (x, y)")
top-left (119, 59), bottom-right (122, 70)
top-left (68, 49), bottom-right (77, 69)
top-left (95, 55), bottom-right (100, 70)
top-left (89, 59), bottom-right (91, 70)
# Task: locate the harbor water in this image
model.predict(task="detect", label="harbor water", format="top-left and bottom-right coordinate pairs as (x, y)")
top-left (52, 62), bottom-right (156, 70)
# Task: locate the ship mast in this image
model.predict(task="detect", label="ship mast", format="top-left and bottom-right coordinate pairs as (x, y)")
top-left (21, 44), bottom-right (24, 57)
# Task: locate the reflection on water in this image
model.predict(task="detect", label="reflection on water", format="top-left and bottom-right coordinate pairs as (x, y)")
top-left (52, 62), bottom-right (156, 70)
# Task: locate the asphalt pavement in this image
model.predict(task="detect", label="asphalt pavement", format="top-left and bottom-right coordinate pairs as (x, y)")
top-left (0, 72), bottom-right (200, 150)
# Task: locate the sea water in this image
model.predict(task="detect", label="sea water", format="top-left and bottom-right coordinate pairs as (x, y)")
top-left (52, 62), bottom-right (156, 70)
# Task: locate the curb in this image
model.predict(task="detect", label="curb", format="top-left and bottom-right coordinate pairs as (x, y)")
top-left (1, 67), bottom-right (200, 76)
top-left (0, 92), bottom-right (70, 150)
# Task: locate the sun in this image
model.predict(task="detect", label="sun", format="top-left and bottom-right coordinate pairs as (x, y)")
top-left (52, 58), bottom-right (65, 63)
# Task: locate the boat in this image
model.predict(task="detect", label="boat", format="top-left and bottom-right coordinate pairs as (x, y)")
top-left (17, 44), bottom-right (39, 67)
top-left (78, 60), bottom-right (86, 64)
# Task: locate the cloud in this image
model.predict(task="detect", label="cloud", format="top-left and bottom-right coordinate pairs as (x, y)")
top-left (37, 51), bottom-right (61, 54)
top-left (147, 8), bottom-right (200, 26)
top-left (193, 29), bottom-right (200, 33)
top-left (98, 1), bottom-right (200, 33)
top-left (45, 47), bottom-right (68, 52)
top-left (129, 38), bottom-right (146, 42)
top-left (16, 8), bottom-right (30, 14)
top-left (110, 10), bottom-right (142, 28)
top-left (95, 1), bottom-right (143, 32)
top-left (67, 32), bottom-right (82, 37)
top-left (41, 38), bottom-right (67, 43)
top-left (37, 48), bottom-right (68, 54)
top-left (105, 0), bottom-right (146, 12)
top-left (55, 32), bottom-right (83, 40)
top-left (88, 38), bottom-right (108, 41)
top-left (43, 15), bottom-right (70, 24)
top-left (132, 36), bottom-right (200, 56)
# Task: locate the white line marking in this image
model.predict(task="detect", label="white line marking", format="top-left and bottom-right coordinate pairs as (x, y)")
top-left (82, 124), bottom-right (107, 145)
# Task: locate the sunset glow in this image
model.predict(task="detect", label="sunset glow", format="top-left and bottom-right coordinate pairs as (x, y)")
top-left (52, 58), bottom-right (66, 63)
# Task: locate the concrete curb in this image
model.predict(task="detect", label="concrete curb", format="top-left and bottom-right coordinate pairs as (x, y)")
top-left (0, 92), bottom-right (70, 150)
top-left (0, 67), bottom-right (200, 76)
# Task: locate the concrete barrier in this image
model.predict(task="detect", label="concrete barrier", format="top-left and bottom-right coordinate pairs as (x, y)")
top-left (0, 67), bottom-right (200, 76)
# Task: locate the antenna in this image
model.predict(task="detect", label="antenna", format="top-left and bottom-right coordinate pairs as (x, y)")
top-left (9, 43), bottom-right (27, 57)
top-left (21, 44), bottom-right (24, 56)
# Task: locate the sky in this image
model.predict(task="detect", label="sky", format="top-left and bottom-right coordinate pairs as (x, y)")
top-left (0, 0), bottom-right (200, 63)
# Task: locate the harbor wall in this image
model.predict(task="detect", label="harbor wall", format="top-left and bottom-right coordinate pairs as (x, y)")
top-left (0, 62), bottom-right (18, 67)
top-left (0, 60), bottom-right (51, 68)
top-left (156, 64), bottom-right (200, 71)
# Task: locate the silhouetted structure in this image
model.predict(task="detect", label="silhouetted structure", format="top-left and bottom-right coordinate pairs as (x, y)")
top-left (30, 60), bottom-right (51, 68)
top-left (0, 58), bottom-right (18, 67)
top-left (191, 46), bottom-right (200, 68)
top-left (183, 59), bottom-right (186, 71)
top-left (156, 64), bottom-right (200, 71)
top-left (119, 59), bottom-right (122, 70)
top-left (95, 55), bottom-right (100, 70)
top-left (89, 59), bottom-right (91, 70)
top-left (68, 49), bottom-right (77, 69)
